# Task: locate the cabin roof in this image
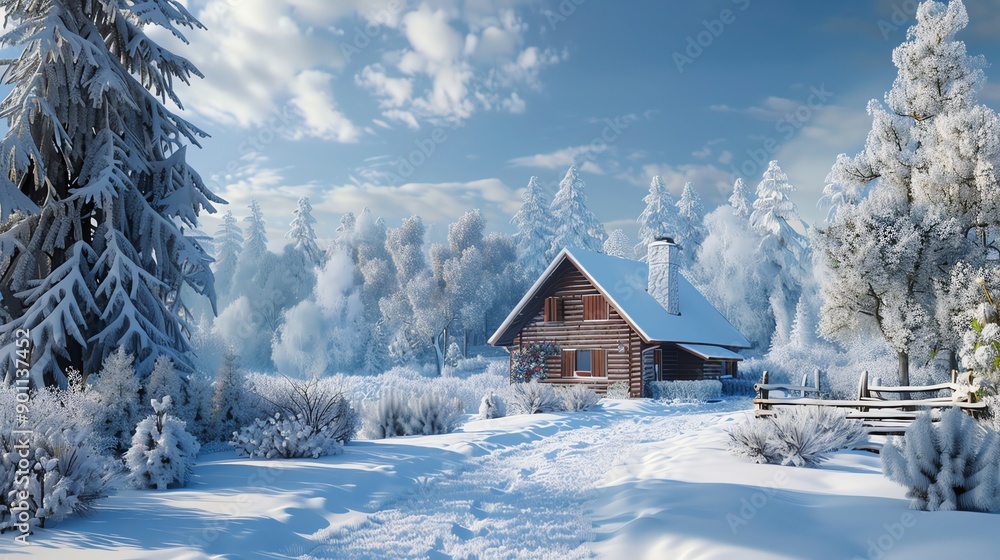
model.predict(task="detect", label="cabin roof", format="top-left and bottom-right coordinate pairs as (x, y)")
top-left (489, 247), bottom-right (752, 350)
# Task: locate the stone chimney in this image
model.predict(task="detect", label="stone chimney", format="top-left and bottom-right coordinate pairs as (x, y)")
top-left (647, 237), bottom-right (679, 315)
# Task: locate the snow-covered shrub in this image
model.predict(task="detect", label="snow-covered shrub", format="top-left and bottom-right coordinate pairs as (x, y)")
top-left (363, 391), bottom-right (411, 439)
top-left (88, 348), bottom-right (142, 452)
top-left (444, 342), bottom-right (462, 367)
top-left (510, 343), bottom-right (559, 383)
top-left (478, 392), bottom-right (506, 419)
top-left (125, 397), bottom-right (200, 489)
top-left (981, 395), bottom-right (1000, 433)
top-left (558, 385), bottom-right (600, 411)
top-left (232, 413), bottom-right (345, 459)
top-left (721, 375), bottom-right (757, 397)
top-left (0, 387), bottom-right (119, 530)
top-left (253, 376), bottom-right (359, 446)
top-left (506, 381), bottom-right (564, 415)
top-left (727, 407), bottom-right (867, 467)
top-left (605, 380), bottom-right (630, 399)
top-left (882, 408), bottom-right (1000, 512)
top-left (405, 393), bottom-right (465, 436)
top-left (648, 380), bottom-right (722, 402)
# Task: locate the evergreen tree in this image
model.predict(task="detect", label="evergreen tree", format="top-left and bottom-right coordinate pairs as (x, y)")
top-left (210, 354), bottom-right (248, 442)
top-left (89, 348), bottom-right (142, 453)
top-left (144, 355), bottom-right (185, 418)
top-left (242, 199), bottom-right (268, 262)
top-left (729, 178), bottom-right (752, 219)
top-left (213, 211), bottom-right (243, 299)
top-left (0, 0), bottom-right (220, 383)
top-left (816, 0), bottom-right (1000, 385)
top-left (635, 175), bottom-right (679, 260)
top-left (287, 197), bottom-right (323, 266)
top-left (511, 176), bottom-right (555, 277)
top-left (549, 166), bottom-right (606, 254)
top-left (603, 229), bottom-right (633, 259)
top-left (675, 182), bottom-right (706, 261)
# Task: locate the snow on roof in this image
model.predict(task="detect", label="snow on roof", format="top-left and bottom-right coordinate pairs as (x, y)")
top-left (490, 247), bottom-right (752, 349)
top-left (677, 344), bottom-right (745, 361)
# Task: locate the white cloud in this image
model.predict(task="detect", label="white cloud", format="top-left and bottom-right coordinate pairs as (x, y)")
top-left (710, 96), bottom-right (804, 120)
top-left (289, 71), bottom-right (362, 143)
top-left (508, 144), bottom-right (608, 172)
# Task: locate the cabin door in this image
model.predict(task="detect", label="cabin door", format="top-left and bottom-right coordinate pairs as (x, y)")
top-left (641, 348), bottom-right (660, 394)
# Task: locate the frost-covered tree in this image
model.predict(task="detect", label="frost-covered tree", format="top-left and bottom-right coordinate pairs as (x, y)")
top-left (549, 166), bottom-right (606, 254)
top-left (750, 161), bottom-right (809, 347)
top-left (603, 229), bottom-right (633, 259)
top-left (817, 0), bottom-right (999, 384)
top-left (241, 199), bottom-right (268, 263)
top-left (210, 354), bottom-right (250, 442)
top-left (126, 396), bottom-right (200, 490)
top-left (729, 178), bottom-right (752, 219)
top-left (675, 182), bottom-right (706, 262)
top-left (213, 211), bottom-right (243, 300)
top-left (144, 355), bottom-right (184, 418)
top-left (89, 348), bottom-right (142, 452)
top-left (0, 0), bottom-right (220, 383)
top-left (635, 175), bottom-right (680, 260)
top-left (286, 197), bottom-right (323, 266)
top-left (511, 176), bottom-right (556, 277)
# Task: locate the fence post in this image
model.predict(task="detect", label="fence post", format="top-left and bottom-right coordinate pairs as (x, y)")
top-left (814, 368), bottom-right (822, 395)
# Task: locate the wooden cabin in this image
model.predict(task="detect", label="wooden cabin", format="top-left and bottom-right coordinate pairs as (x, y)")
top-left (488, 240), bottom-right (751, 398)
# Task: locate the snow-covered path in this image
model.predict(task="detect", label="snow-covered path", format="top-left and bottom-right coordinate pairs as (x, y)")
top-left (309, 400), bottom-right (748, 559)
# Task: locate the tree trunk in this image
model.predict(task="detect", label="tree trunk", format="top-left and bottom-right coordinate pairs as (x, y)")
top-left (898, 350), bottom-right (910, 401)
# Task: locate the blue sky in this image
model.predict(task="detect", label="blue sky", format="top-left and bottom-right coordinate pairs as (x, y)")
top-left (150, 0), bottom-right (1000, 247)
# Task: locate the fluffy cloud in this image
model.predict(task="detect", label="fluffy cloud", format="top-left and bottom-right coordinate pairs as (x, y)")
top-left (507, 144), bottom-right (608, 172)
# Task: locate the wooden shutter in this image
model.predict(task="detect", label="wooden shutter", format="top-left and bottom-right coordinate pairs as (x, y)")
top-left (561, 349), bottom-right (576, 377)
top-left (544, 297), bottom-right (563, 322)
top-left (592, 349), bottom-right (607, 377)
top-left (583, 295), bottom-right (608, 321)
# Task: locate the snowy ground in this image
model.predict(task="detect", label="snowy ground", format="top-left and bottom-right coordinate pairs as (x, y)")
top-left (2, 398), bottom-right (999, 559)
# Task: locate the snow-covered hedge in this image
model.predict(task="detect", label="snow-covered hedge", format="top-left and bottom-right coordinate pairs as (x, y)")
top-left (647, 380), bottom-right (722, 402)
top-left (727, 407), bottom-right (868, 467)
top-left (362, 390), bottom-right (464, 439)
top-left (232, 413), bottom-right (346, 459)
top-left (721, 375), bottom-right (757, 397)
top-left (557, 385), bottom-right (600, 412)
top-left (126, 397), bottom-right (200, 489)
top-left (478, 392), bottom-right (506, 419)
top-left (506, 381), bottom-right (564, 415)
top-left (882, 408), bottom-right (1000, 512)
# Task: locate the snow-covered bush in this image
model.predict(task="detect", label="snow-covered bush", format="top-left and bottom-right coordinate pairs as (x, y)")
top-left (125, 397), bottom-right (200, 490)
top-left (478, 392), bottom-right (506, 419)
top-left (605, 380), bottom-right (630, 399)
top-left (957, 275), bottom-right (1000, 389)
top-left (558, 385), bottom-right (600, 411)
top-left (444, 342), bottom-right (462, 367)
top-left (721, 375), bottom-right (757, 397)
top-left (506, 381), bottom-right (564, 415)
top-left (981, 395), bottom-right (1000, 433)
top-left (648, 380), bottom-right (722, 402)
top-left (0, 387), bottom-right (119, 530)
top-left (362, 390), bottom-right (465, 439)
top-left (510, 343), bottom-right (559, 383)
top-left (727, 407), bottom-right (868, 467)
top-left (405, 393), bottom-right (465, 436)
top-left (882, 408), bottom-right (1000, 512)
top-left (232, 413), bottom-right (345, 459)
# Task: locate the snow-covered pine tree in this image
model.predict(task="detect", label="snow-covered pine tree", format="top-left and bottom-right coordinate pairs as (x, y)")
top-left (144, 355), bottom-right (185, 418)
top-left (675, 182), bottom-right (706, 262)
top-left (287, 197), bottom-right (324, 266)
top-left (241, 199), bottom-right (268, 263)
top-left (511, 176), bottom-right (556, 277)
top-left (0, 0), bottom-right (221, 384)
top-left (603, 229), bottom-right (633, 259)
top-left (549, 166), bottom-right (606, 254)
top-left (210, 354), bottom-right (249, 442)
top-left (729, 177), bottom-right (753, 219)
top-left (214, 211), bottom-right (243, 299)
top-left (126, 396), bottom-right (200, 490)
top-left (89, 348), bottom-right (142, 452)
top-left (750, 161), bottom-right (809, 346)
top-left (816, 0), bottom-right (1000, 385)
top-left (635, 175), bottom-right (679, 260)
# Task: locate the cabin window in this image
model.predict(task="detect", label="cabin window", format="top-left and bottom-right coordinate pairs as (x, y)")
top-left (544, 297), bottom-right (564, 322)
top-left (576, 350), bottom-right (592, 374)
top-left (572, 349), bottom-right (607, 377)
top-left (582, 294), bottom-right (609, 321)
